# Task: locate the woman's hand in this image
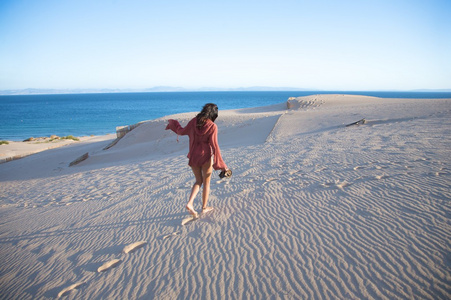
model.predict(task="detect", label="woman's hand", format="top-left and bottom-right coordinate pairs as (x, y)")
top-left (219, 169), bottom-right (232, 178)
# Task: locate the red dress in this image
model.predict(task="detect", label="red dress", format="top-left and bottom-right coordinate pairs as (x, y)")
top-left (166, 118), bottom-right (227, 170)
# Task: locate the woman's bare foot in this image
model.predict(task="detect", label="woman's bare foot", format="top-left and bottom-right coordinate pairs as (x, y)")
top-left (186, 205), bottom-right (198, 218)
top-left (202, 207), bottom-right (214, 213)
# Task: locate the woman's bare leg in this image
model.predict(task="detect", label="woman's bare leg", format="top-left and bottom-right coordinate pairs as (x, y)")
top-left (201, 158), bottom-right (214, 212)
top-left (187, 166), bottom-right (203, 217)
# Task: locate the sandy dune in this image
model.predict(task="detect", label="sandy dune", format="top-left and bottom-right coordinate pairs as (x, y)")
top-left (0, 95), bottom-right (450, 299)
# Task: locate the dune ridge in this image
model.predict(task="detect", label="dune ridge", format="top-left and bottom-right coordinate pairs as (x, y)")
top-left (0, 95), bottom-right (450, 299)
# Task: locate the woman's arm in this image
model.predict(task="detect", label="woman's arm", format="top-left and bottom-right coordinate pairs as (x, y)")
top-left (166, 119), bottom-right (193, 136)
top-left (210, 124), bottom-right (227, 170)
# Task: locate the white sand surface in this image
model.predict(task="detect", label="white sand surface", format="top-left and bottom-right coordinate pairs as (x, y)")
top-left (0, 95), bottom-right (450, 299)
top-left (0, 135), bottom-right (116, 164)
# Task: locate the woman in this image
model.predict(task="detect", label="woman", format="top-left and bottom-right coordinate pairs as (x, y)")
top-left (166, 103), bottom-right (229, 218)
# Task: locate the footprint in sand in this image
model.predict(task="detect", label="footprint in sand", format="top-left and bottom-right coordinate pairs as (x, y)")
top-left (434, 171), bottom-right (448, 176)
top-left (321, 181), bottom-right (335, 188)
top-left (246, 176), bottom-right (259, 183)
top-left (375, 174), bottom-right (389, 180)
top-left (57, 281), bottom-right (85, 298)
top-left (335, 181), bottom-right (351, 189)
top-left (321, 181), bottom-right (351, 189)
top-left (182, 215), bottom-right (198, 225)
top-left (122, 241), bottom-right (147, 254)
top-left (262, 178), bottom-right (277, 185)
top-left (414, 157), bottom-right (428, 162)
top-left (97, 241), bottom-right (147, 273)
top-left (315, 166), bottom-right (327, 173)
top-left (288, 170), bottom-right (303, 175)
top-left (57, 241), bottom-right (147, 297)
top-left (163, 232), bottom-right (180, 240)
top-left (97, 259), bottom-right (122, 272)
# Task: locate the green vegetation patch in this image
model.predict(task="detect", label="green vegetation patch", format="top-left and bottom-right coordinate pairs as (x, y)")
top-left (61, 135), bottom-right (80, 141)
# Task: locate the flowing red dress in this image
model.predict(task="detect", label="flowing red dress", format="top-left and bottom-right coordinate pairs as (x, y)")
top-left (166, 118), bottom-right (227, 170)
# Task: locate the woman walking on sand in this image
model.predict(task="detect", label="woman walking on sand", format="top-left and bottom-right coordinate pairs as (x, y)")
top-left (166, 103), bottom-right (229, 218)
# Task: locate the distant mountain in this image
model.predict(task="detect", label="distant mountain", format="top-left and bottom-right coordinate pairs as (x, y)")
top-left (411, 89), bottom-right (451, 92)
top-left (143, 86), bottom-right (187, 92)
top-left (0, 86), bottom-right (311, 95)
top-left (196, 86), bottom-right (312, 92)
top-left (0, 88), bottom-right (134, 95)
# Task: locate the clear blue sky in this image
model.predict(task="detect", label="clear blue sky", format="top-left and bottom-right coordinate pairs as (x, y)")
top-left (1, 0), bottom-right (450, 91)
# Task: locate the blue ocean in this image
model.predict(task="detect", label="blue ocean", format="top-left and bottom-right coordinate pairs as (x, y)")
top-left (1, 91), bottom-right (450, 141)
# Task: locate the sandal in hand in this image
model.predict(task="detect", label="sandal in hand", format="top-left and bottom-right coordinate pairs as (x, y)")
top-left (219, 169), bottom-right (232, 179)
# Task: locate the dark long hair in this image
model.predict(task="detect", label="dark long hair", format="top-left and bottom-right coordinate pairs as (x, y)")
top-left (196, 103), bottom-right (218, 128)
